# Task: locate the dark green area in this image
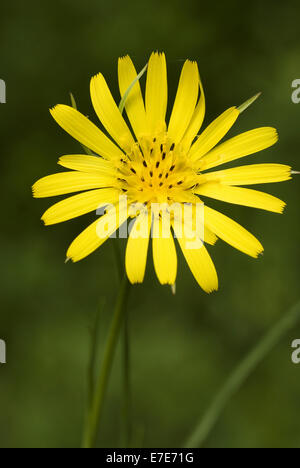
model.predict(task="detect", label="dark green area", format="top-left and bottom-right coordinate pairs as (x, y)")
top-left (0, 0), bottom-right (300, 448)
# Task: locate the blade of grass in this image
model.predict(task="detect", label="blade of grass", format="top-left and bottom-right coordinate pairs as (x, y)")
top-left (82, 275), bottom-right (131, 448)
top-left (184, 300), bottom-right (300, 448)
top-left (238, 92), bottom-right (261, 113)
top-left (118, 63), bottom-right (148, 115)
top-left (87, 298), bottom-right (106, 407)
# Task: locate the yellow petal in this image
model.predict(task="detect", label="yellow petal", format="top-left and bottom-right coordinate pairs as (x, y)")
top-left (199, 127), bottom-right (278, 171)
top-left (173, 216), bottom-right (218, 293)
top-left (33, 172), bottom-right (116, 198)
top-left (145, 52), bottom-right (168, 134)
top-left (204, 206), bottom-right (263, 257)
top-left (67, 205), bottom-right (128, 262)
top-left (189, 107), bottom-right (239, 161)
top-left (203, 163), bottom-right (291, 185)
top-left (181, 72), bottom-right (205, 151)
top-left (90, 73), bottom-right (135, 150)
top-left (204, 227), bottom-right (218, 245)
top-left (42, 188), bottom-right (120, 225)
top-left (196, 183), bottom-right (285, 213)
top-left (125, 211), bottom-right (151, 283)
top-left (118, 55), bottom-right (147, 139)
top-left (50, 105), bottom-right (123, 160)
top-left (58, 154), bottom-right (117, 175)
top-left (152, 215), bottom-right (177, 285)
top-left (168, 60), bottom-right (199, 144)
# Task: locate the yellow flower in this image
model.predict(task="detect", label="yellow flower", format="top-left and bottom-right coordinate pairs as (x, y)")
top-left (33, 52), bottom-right (292, 292)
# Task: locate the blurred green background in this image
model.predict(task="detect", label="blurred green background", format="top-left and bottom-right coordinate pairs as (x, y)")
top-left (1, 0), bottom-right (300, 448)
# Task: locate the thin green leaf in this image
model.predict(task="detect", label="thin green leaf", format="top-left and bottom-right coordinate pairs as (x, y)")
top-left (118, 63), bottom-right (148, 115)
top-left (238, 92), bottom-right (261, 113)
top-left (87, 298), bottom-right (106, 407)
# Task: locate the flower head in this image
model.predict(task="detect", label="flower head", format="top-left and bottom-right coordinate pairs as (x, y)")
top-left (33, 52), bottom-right (292, 292)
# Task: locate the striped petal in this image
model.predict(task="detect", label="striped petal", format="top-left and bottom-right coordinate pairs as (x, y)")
top-left (145, 52), bottom-right (168, 134)
top-left (125, 211), bottom-right (151, 283)
top-left (199, 127), bottom-right (278, 171)
top-left (173, 217), bottom-right (218, 292)
top-left (152, 215), bottom-right (177, 285)
top-left (58, 154), bottom-right (117, 175)
top-left (181, 73), bottom-right (205, 151)
top-left (204, 206), bottom-right (263, 257)
top-left (41, 188), bottom-right (120, 225)
top-left (196, 183), bottom-right (285, 213)
top-left (50, 105), bottom-right (123, 160)
top-left (118, 55), bottom-right (147, 139)
top-left (168, 60), bottom-right (199, 144)
top-left (67, 205), bottom-right (128, 262)
top-left (90, 73), bottom-right (135, 150)
top-left (203, 164), bottom-right (291, 185)
top-left (33, 172), bottom-right (116, 198)
top-left (189, 107), bottom-right (239, 161)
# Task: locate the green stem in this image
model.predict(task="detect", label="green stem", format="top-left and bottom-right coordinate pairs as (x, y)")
top-left (121, 306), bottom-right (131, 447)
top-left (82, 275), bottom-right (131, 448)
top-left (184, 300), bottom-right (300, 448)
top-left (111, 240), bottom-right (123, 282)
top-left (87, 299), bottom-right (105, 407)
top-left (110, 240), bottom-right (132, 447)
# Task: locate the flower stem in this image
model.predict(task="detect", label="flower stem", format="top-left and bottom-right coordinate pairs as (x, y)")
top-left (184, 300), bottom-right (300, 448)
top-left (121, 306), bottom-right (132, 447)
top-left (82, 275), bottom-right (131, 448)
top-left (110, 240), bottom-right (132, 446)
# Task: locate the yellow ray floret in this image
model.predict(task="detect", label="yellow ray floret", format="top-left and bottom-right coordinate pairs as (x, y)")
top-left (168, 60), bottom-right (199, 144)
top-left (67, 205), bottom-right (128, 262)
top-left (199, 127), bottom-right (278, 171)
top-left (181, 73), bottom-right (205, 151)
top-left (58, 154), bottom-right (117, 175)
top-left (152, 215), bottom-right (177, 285)
top-left (118, 55), bottom-right (147, 140)
top-left (90, 73), bottom-right (135, 150)
top-left (196, 184), bottom-right (285, 213)
top-left (202, 163), bottom-right (291, 185)
top-left (204, 206), bottom-right (263, 258)
top-left (32, 172), bottom-right (116, 197)
top-left (173, 217), bottom-right (218, 293)
top-left (50, 105), bottom-right (123, 160)
top-left (145, 52), bottom-right (168, 134)
top-left (189, 107), bottom-right (240, 160)
top-left (42, 188), bottom-right (120, 225)
top-left (125, 210), bottom-right (151, 283)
